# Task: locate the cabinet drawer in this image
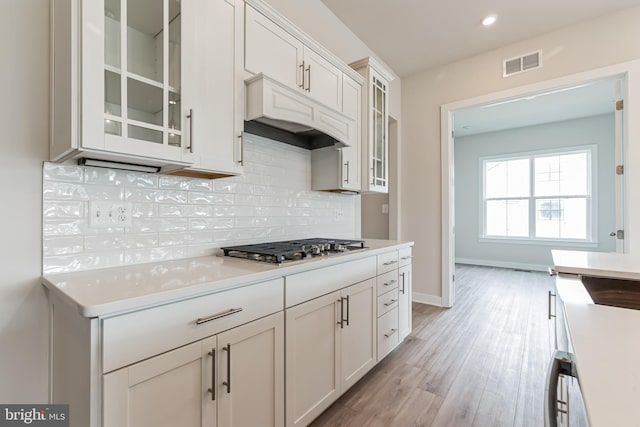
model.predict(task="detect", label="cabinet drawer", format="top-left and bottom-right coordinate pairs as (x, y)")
top-left (286, 257), bottom-right (376, 307)
top-left (377, 289), bottom-right (398, 317)
top-left (377, 307), bottom-right (399, 360)
top-left (399, 247), bottom-right (413, 267)
top-left (376, 269), bottom-right (398, 295)
top-left (377, 251), bottom-right (399, 274)
top-left (102, 278), bottom-right (284, 373)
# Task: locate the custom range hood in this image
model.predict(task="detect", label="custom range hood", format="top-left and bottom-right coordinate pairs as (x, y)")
top-left (244, 74), bottom-right (357, 149)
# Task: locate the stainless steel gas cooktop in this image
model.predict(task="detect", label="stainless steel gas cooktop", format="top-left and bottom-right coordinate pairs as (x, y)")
top-left (221, 238), bottom-right (366, 264)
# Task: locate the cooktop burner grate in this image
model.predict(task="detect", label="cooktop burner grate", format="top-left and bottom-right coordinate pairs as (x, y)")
top-left (221, 238), bottom-right (366, 263)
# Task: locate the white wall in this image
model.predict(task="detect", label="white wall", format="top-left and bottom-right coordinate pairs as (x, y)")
top-left (0, 0), bottom-right (49, 402)
top-left (455, 115), bottom-right (616, 270)
top-left (361, 193), bottom-right (389, 239)
top-left (402, 5), bottom-right (640, 301)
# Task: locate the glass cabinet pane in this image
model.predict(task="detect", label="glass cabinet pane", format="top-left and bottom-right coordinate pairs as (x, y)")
top-left (168, 2), bottom-right (181, 91)
top-left (127, 0), bottom-right (164, 83)
top-left (127, 78), bottom-right (163, 127)
top-left (102, 0), bottom-right (183, 149)
top-left (104, 0), bottom-right (121, 69)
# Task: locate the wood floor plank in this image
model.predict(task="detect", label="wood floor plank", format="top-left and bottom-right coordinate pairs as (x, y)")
top-left (310, 265), bottom-right (571, 427)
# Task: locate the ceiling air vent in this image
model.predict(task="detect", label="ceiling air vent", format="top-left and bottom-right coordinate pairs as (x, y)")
top-left (503, 50), bottom-right (542, 77)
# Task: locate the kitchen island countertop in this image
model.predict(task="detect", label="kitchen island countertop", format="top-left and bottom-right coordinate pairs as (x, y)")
top-left (553, 250), bottom-right (640, 427)
top-left (42, 239), bottom-right (413, 318)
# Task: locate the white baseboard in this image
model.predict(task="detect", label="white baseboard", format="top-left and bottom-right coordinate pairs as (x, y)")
top-left (412, 292), bottom-right (443, 307)
top-left (455, 257), bottom-right (548, 272)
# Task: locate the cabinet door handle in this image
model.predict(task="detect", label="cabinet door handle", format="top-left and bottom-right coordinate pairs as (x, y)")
top-left (384, 299), bottom-right (397, 307)
top-left (306, 64), bottom-right (311, 92)
top-left (383, 260), bottom-right (398, 266)
top-left (344, 161), bottom-right (349, 184)
top-left (384, 279), bottom-right (397, 287)
top-left (207, 348), bottom-right (216, 401)
top-left (548, 291), bottom-right (556, 320)
top-left (196, 308), bottom-right (243, 325)
top-left (299, 61), bottom-right (305, 89)
top-left (337, 298), bottom-right (344, 328)
top-left (384, 329), bottom-right (397, 338)
top-left (345, 295), bottom-right (350, 326)
top-left (237, 132), bottom-right (244, 165)
top-left (222, 344), bottom-right (231, 394)
top-left (544, 350), bottom-right (575, 427)
top-left (187, 108), bottom-right (194, 154)
top-left (401, 272), bottom-right (406, 295)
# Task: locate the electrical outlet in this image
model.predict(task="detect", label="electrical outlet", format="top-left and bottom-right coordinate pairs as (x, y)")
top-left (89, 201), bottom-right (133, 228)
top-left (382, 203), bottom-right (389, 214)
top-left (334, 208), bottom-right (344, 222)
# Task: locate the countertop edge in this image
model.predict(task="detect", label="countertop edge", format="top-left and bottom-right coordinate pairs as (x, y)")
top-left (42, 240), bottom-right (414, 318)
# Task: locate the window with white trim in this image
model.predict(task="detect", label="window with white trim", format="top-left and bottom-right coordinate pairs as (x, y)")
top-left (482, 147), bottom-right (594, 242)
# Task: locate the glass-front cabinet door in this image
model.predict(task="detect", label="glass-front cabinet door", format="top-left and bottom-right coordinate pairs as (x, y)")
top-left (89, 0), bottom-right (185, 163)
top-left (370, 70), bottom-right (388, 191)
top-left (352, 57), bottom-right (392, 194)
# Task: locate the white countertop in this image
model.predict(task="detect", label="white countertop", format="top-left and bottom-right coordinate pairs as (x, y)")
top-left (552, 249), bottom-right (640, 280)
top-left (553, 251), bottom-right (640, 427)
top-left (42, 239), bottom-right (413, 318)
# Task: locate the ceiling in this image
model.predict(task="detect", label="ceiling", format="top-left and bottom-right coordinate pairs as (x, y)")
top-left (321, 0), bottom-right (640, 77)
top-left (453, 78), bottom-right (619, 137)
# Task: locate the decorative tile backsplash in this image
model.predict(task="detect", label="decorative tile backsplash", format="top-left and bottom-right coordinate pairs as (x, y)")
top-left (43, 134), bottom-right (357, 274)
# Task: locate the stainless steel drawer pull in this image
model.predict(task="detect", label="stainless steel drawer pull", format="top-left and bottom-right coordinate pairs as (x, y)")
top-left (223, 344), bottom-right (231, 394)
top-left (384, 329), bottom-right (397, 338)
top-left (401, 256), bottom-right (412, 260)
top-left (196, 308), bottom-right (243, 325)
top-left (299, 61), bottom-right (305, 89)
top-left (384, 280), bottom-right (397, 287)
top-left (384, 299), bottom-right (398, 307)
top-left (337, 298), bottom-right (344, 328)
top-left (207, 348), bottom-right (216, 401)
top-left (237, 132), bottom-right (244, 166)
top-left (548, 291), bottom-right (556, 320)
top-left (187, 108), bottom-right (194, 154)
top-left (383, 260), bottom-right (398, 266)
top-left (345, 295), bottom-right (350, 326)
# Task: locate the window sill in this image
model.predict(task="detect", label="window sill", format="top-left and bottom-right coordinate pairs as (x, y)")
top-left (479, 237), bottom-right (599, 248)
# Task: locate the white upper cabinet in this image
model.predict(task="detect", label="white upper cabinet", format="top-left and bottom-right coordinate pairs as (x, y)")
top-left (245, 5), bottom-right (303, 90)
top-left (179, 0), bottom-right (244, 178)
top-left (310, 73), bottom-right (361, 192)
top-left (351, 57), bottom-right (395, 193)
top-left (52, 0), bottom-right (244, 176)
top-left (302, 48), bottom-right (343, 112)
top-left (51, 0), bottom-right (190, 170)
top-left (244, 1), bottom-right (363, 117)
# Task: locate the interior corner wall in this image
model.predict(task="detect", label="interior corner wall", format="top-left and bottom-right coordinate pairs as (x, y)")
top-left (402, 4), bottom-right (640, 301)
top-left (0, 0), bottom-right (50, 402)
top-left (361, 193), bottom-right (390, 239)
top-left (454, 115), bottom-right (616, 270)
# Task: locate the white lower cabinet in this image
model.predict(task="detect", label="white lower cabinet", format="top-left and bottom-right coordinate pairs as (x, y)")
top-left (285, 278), bottom-right (375, 427)
top-left (103, 312), bottom-right (284, 427)
top-left (398, 264), bottom-right (413, 341)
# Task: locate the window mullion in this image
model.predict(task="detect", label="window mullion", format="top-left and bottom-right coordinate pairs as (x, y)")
top-left (530, 156), bottom-right (535, 238)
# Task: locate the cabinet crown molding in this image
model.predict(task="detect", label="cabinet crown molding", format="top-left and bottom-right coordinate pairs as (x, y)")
top-left (350, 56), bottom-right (396, 83)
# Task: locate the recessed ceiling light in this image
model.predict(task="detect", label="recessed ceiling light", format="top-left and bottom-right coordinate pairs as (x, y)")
top-left (482, 15), bottom-right (497, 26)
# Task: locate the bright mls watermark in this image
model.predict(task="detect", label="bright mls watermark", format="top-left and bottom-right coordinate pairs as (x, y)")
top-left (0, 405), bottom-right (68, 427)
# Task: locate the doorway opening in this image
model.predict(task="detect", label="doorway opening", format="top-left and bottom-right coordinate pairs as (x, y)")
top-left (440, 63), bottom-right (636, 307)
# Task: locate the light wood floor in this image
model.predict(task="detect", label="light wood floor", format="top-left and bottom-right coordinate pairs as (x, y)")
top-left (310, 264), bottom-right (561, 427)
